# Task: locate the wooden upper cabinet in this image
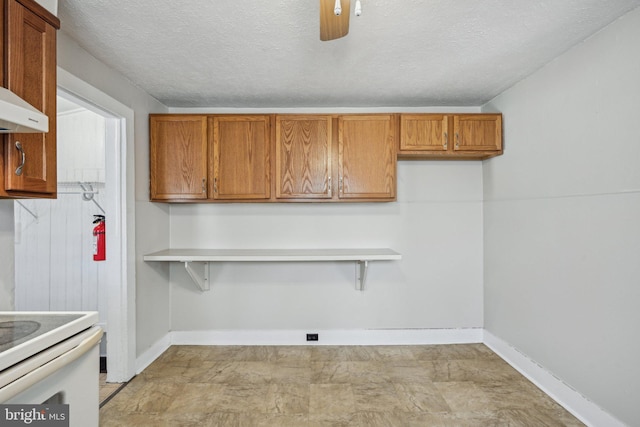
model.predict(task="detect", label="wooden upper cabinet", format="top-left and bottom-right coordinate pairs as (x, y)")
top-left (453, 114), bottom-right (502, 153)
top-left (275, 115), bottom-right (332, 199)
top-left (147, 112), bottom-right (503, 203)
top-left (400, 114), bottom-right (449, 152)
top-left (338, 115), bottom-right (396, 200)
top-left (398, 113), bottom-right (502, 159)
top-left (211, 115), bottom-right (270, 200)
top-left (149, 115), bottom-right (208, 201)
top-left (1, 0), bottom-right (59, 198)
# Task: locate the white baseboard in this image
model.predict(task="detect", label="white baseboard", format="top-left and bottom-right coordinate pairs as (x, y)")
top-left (135, 332), bottom-right (171, 374)
top-left (170, 328), bottom-right (483, 346)
top-left (483, 330), bottom-right (625, 427)
top-left (135, 328), bottom-right (481, 374)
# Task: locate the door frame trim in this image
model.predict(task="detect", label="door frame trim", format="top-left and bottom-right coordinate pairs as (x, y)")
top-left (57, 68), bottom-right (136, 382)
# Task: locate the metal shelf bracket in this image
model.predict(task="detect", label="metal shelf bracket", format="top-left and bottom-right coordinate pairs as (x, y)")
top-left (184, 261), bottom-right (210, 292)
top-left (356, 260), bottom-right (369, 291)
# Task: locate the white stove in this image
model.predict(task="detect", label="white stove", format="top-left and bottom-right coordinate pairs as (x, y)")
top-left (0, 312), bottom-right (102, 426)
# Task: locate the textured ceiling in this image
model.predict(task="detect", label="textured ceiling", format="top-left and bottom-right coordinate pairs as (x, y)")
top-left (58, 0), bottom-right (640, 108)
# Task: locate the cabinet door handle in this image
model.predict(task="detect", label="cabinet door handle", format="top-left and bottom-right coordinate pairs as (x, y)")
top-left (202, 178), bottom-right (206, 193)
top-left (443, 132), bottom-right (448, 150)
top-left (15, 141), bottom-right (25, 176)
top-left (213, 177), bottom-right (218, 193)
top-left (328, 176), bottom-right (332, 196)
top-left (339, 176), bottom-right (343, 193)
top-left (455, 133), bottom-right (460, 149)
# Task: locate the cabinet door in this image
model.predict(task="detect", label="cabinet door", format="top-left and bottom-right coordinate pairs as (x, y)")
top-left (399, 114), bottom-right (449, 152)
top-left (3, 0), bottom-right (57, 196)
top-left (453, 114), bottom-right (502, 152)
top-left (338, 115), bottom-right (396, 200)
top-left (275, 115), bottom-right (332, 199)
top-left (150, 115), bottom-right (208, 201)
top-left (211, 115), bottom-right (270, 200)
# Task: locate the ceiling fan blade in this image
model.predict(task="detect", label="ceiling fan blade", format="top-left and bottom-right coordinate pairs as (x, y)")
top-left (320, 0), bottom-right (350, 41)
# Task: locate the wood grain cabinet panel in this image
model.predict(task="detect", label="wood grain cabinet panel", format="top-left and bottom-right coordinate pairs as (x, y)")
top-left (149, 115), bottom-right (208, 201)
top-left (211, 115), bottom-right (271, 200)
top-left (148, 112), bottom-right (502, 203)
top-left (400, 114), bottom-right (449, 152)
top-left (338, 115), bottom-right (396, 200)
top-left (453, 114), bottom-right (502, 152)
top-left (398, 113), bottom-right (502, 159)
top-left (275, 115), bottom-right (332, 199)
top-left (1, 0), bottom-right (59, 198)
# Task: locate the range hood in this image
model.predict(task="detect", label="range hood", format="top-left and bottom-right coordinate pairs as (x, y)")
top-left (0, 87), bottom-right (48, 133)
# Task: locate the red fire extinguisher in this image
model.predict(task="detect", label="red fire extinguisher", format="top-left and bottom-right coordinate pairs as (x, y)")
top-left (93, 215), bottom-right (106, 261)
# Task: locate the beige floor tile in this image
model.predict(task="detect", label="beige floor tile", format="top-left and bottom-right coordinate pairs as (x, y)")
top-left (311, 361), bottom-right (390, 384)
top-left (99, 411), bottom-right (234, 427)
top-left (165, 383), bottom-right (227, 414)
top-left (309, 384), bottom-right (355, 415)
top-left (308, 412), bottom-right (357, 427)
top-left (386, 360), bottom-right (438, 383)
top-left (275, 346), bottom-right (313, 362)
top-left (239, 413), bottom-right (309, 426)
top-left (270, 361), bottom-right (314, 383)
top-left (394, 382), bottom-right (451, 413)
top-left (170, 383), bottom-right (270, 414)
top-left (220, 384), bottom-right (271, 413)
top-left (109, 381), bottom-right (185, 413)
top-left (100, 344), bottom-right (585, 427)
top-left (355, 411), bottom-right (415, 427)
top-left (476, 379), bottom-right (561, 410)
top-left (200, 360), bottom-right (272, 384)
top-left (496, 407), bottom-right (586, 427)
top-left (369, 345), bottom-right (417, 361)
top-left (424, 358), bottom-right (522, 383)
top-left (351, 382), bottom-right (404, 412)
top-left (234, 345), bottom-right (278, 361)
top-left (411, 343), bottom-right (498, 361)
top-left (310, 346), bottom-right (376, 362)
top-left (99, 373), bottom-right (125, 405)
top-left (434, 381), bottom-right (495, 414)
top-left (354, 411), bottom-right (502, 427)
top-left (266, 383), bottom-right (310, 414)
top-left (206, 345), bottom-right (243, 361)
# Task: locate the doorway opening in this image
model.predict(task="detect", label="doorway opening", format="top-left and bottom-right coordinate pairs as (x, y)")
top-left (13, 74), bottom-right (134, 383)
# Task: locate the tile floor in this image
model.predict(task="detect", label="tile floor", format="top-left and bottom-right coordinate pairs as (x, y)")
top-left (99, 373), bottom-right (124, 406)
top-left (99, 344), bottom-right (585, 426)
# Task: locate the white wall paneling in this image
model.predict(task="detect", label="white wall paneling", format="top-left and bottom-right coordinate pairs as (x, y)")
top-left (14, 104), bottom-right (108, 324)
top-left (57, 108), bottom-right (106, 183)
top-left (14, 189), bottom-right (107, 323)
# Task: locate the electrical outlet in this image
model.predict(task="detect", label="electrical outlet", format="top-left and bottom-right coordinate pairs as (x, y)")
top-left (306, 333), bottom-right (319, 342)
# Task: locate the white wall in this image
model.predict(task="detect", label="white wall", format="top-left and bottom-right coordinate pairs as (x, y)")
top-left (483, 7), bottom-right (640, 427)
top-left (57, 31), bottom-right (170, 358)
top-left (169, 160), bottom-right (485, 332)
top-left (0, 201), bottom-right (14, 310)
top-left (34, 0), bottom-right (57, 16)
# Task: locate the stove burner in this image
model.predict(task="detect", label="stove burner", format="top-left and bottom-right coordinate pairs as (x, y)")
top-left (0, 321), bottom-right (41, 346)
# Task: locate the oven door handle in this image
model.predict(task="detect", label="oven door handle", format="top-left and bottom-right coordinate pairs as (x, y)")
top-left (0, 326), bottom-right (103, 403)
